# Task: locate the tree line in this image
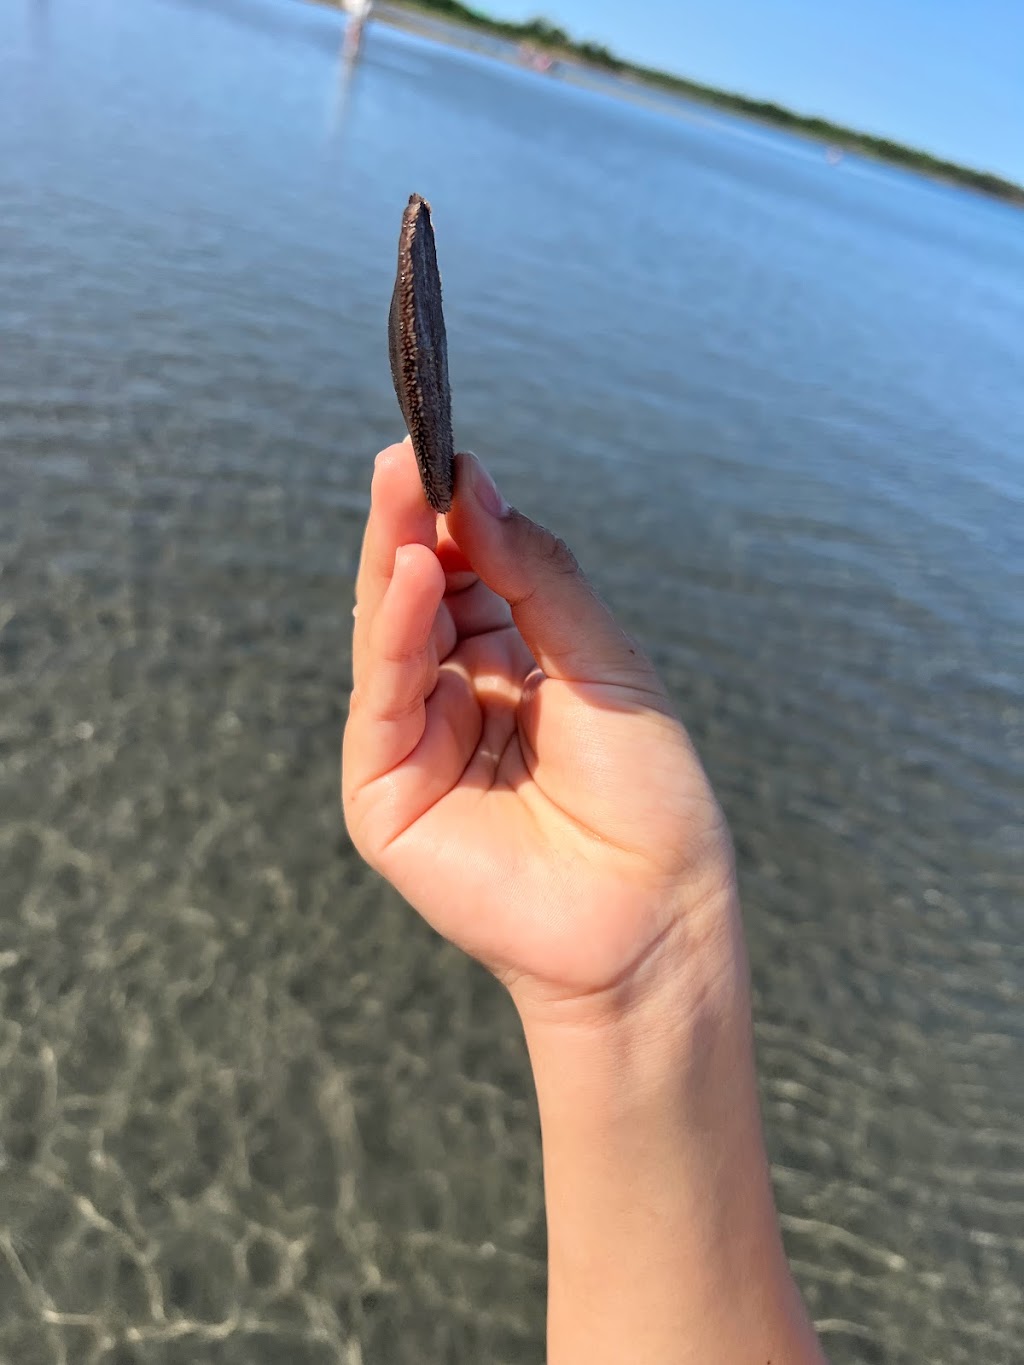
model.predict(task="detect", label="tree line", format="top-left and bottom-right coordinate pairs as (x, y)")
top-left (392, 0), bottom-right (1024, 206)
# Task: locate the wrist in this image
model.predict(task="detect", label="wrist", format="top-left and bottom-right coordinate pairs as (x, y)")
top-left (515, 889), bottom-right (825, 1365)
top-left (513, 873), bottom-right (750, 1067)
top-left (518, 892), bottom-right (754, 1153)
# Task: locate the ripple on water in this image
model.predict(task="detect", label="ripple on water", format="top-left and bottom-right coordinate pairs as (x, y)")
top-left (2, 2), bottom-right (1023, 1362)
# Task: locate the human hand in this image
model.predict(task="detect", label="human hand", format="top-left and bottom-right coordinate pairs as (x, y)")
top-left (342, 441), bottom-right (740, 1031)
top-left (343, 441), bottom-right (826, 1363)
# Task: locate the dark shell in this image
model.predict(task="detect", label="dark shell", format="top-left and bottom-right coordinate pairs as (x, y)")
top-left (388, 194), bottom-right (455, 513)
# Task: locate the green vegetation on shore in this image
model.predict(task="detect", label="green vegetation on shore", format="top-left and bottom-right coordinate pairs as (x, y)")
top-left (385, 0), bottom-right (1024, 207)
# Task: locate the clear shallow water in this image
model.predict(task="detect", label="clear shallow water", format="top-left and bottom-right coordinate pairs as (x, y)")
top-left (1, 1), bottom-right (1023, 1361)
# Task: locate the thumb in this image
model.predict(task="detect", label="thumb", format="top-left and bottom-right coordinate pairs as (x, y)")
top-left (446, 452), bottom-right (652, 686)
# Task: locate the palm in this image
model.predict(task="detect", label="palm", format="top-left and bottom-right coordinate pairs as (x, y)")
top-left (343, 446), bottom-right (731, 1012)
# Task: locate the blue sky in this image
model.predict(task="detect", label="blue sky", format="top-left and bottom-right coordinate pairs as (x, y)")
top-left (486, 0), bottom-right (1024, 182)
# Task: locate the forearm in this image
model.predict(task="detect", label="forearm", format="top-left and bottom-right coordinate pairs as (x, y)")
top-left (519, 908), bottom-right (826, 1365)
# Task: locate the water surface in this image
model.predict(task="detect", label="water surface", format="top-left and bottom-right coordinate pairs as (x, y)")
top-left (1, 1), bottom-right (1022, 1361)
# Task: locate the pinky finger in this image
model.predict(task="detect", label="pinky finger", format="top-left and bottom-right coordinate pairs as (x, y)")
top-left (344, 543), bottom-right (446, 790)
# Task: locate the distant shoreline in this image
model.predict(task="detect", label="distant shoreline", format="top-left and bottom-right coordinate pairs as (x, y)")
top-left (322, 0), bottom-right (1024, 209)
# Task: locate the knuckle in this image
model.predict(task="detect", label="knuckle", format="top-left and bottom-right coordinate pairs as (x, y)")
top-left (341, 798), bottom-right (383, 873)
top-left (377, 692), bottom-right (422, 725)
top-left (379, 639), bottom-right (421, 667)
top-left (531, 522), bottom-right (579, 576)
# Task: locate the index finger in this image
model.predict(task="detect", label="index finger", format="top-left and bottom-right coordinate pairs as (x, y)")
top-left (353, 441), bottom-right (437, 685)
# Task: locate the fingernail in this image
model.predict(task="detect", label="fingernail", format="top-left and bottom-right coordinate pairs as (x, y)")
top-left (469, 454), bottom-right (508, 518)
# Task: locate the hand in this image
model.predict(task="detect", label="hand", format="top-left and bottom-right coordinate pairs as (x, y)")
top-left (343, 443), bottom-right (827, 1364)
top-left (342, 441), bottom-right (740, 1029)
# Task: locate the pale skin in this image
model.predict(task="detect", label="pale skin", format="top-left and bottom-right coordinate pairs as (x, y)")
top-left (343, 440), bottom-right (828, 1364)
